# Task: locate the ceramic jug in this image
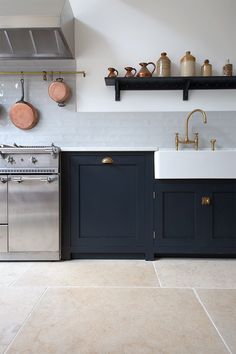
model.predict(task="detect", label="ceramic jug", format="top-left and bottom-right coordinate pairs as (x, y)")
top-left (201, 59), bottom-right (212, 76)
top-left (180, 51), bottom-right (196, 76)
top-left (107, 67), bottom-right (119, 77)
top-left (223, 59), bottom-right (233, 76)
top-left (156, 52), bottom-right (171, 77)
top-left (124, 67), bottom-right (137, 78)
top-left (136, 62), bottom-right (156, 77)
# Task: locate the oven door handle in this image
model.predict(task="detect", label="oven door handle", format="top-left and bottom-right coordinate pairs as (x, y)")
top-left (12, 176), bottom-right (57, 183)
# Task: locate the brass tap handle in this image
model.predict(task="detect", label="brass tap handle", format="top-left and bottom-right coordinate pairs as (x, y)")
top-left (194, 133), bottom-right (199, 150)
top-left (210, 139), bottom-right (216, 151)
top-left (175, 133), bottom-right (179, 151)
top-left (102, 157), bottom-right (114, 164)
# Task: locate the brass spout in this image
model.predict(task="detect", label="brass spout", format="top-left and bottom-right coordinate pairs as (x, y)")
top-left (175, 109), bottom-right (207, 150)
top-left (185, 109), bottom-right (207, 141)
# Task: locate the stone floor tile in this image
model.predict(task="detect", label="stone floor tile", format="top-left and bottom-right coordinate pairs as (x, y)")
top-left (0, 262), bottom-right (33, 287)
top-left (196, 289), bottom-right (236, 353)
top-left (14, 260), bottom-right (159, 287)
top-left (154, 259), bottom-right (236, 288)
top-left (6, 288), bottom-right (227, 354)
top-left (0, 287), bottom-right (45, 354)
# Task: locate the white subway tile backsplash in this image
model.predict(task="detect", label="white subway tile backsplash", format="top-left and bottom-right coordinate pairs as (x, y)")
top-left (0, 61), bottom-right (235, 147)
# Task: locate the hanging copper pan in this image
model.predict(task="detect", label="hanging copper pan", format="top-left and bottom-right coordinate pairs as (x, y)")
top-left (48, 77), bottom-right (71, 107)
top-left (9, 79), bottom-right (38, 130)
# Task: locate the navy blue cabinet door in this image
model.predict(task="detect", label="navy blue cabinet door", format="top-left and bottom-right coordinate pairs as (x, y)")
top-left (61, 153), bottom-right (154, 259)
top-left (154, 180), bottom-right (236, 255)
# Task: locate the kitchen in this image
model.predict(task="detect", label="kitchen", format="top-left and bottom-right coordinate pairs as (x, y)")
top-left (0, 0), bottom-right (236, 353)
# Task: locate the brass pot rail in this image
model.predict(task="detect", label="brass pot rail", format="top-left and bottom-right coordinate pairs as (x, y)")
top-left (0, 70), bottom-right (86, 79)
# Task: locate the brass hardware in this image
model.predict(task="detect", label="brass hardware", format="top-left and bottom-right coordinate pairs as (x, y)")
top-left (211, 138), bottom-right (216, 151)
top-left (102, 157), bottom-right (114, 164)
top-left (175, 109), bottom-right (207, 150)
top-left (0, 71), bottom-right (86, 77)
top-left (201, 196), bottom-right (211, 205)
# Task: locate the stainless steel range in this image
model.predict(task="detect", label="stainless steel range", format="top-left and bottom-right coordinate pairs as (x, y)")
top-left (0, 143), bottom-right (60, 260)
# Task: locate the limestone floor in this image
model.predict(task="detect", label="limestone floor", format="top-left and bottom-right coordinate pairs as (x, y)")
top-left (0, 259), bottom-right (235, 354)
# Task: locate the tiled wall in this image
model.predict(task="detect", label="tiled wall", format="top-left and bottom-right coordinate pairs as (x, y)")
top-left (0, 61), bottom-right (235, 148)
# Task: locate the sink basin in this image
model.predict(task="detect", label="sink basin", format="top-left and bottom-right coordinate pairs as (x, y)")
top-left (155, 149), bottom-right (236, 179)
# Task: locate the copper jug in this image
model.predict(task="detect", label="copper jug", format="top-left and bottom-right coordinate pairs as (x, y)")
top-left (107, 67), bottom-right (119, 77)
top-left (137, 62), bottom-right (156, 77)
top-left (124, 67), bottom-right (137, 78)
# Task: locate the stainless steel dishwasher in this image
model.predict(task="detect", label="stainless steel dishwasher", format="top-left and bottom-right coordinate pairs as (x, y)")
top-left (0, 144), bottom-right (60, 261)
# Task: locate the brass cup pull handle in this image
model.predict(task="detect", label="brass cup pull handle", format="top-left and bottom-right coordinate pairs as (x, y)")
top-left (201, 196), bottom-right (211, 205)
top-left (102, 157), bottom-right (114, 164)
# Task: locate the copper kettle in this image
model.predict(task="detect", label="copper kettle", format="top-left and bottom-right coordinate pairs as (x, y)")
top-left (137, 62), bottom-right (156, 77)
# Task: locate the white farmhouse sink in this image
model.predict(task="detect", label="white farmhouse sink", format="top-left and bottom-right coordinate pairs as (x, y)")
top-left (154, 149), bottom-right (236, 179)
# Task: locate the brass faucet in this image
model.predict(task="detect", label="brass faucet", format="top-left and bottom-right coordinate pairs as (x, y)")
top-left (175, 109), bottom-right (207, 150)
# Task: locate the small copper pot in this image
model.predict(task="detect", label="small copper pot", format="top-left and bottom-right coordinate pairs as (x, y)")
top-left (48, 77), bottom-right (71, 107)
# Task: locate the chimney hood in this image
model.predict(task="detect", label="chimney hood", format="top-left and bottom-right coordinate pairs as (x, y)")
top-left (0, 0), bottom-right (74, 59)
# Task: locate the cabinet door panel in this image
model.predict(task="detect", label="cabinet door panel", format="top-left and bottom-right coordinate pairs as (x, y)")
top-left (163, 192), bottom-right (195, 239)
top-left (69, 154), bottom-right (147, 253)
top-left (79, 164), bottom-right (136, 238)
top-left (212, 192), bottom-right (236, 239)
top-left (154, 181), bottom-right (203, 254)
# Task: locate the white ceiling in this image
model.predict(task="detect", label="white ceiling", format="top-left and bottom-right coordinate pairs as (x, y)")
top-left (0, 0), bottom-right (66, 16)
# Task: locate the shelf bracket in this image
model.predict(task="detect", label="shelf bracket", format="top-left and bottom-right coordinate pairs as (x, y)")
top-left (115, 80), bottom-right (121, 101)
top-left (183, 80), bottom-right (191, 101)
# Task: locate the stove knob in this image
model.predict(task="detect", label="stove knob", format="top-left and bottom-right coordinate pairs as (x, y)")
top-left (31, 156), bottom-right (38, 164)
top-left (7, 156), bottom-right (15, 164)
top-left (0, 177), bottom-right (7, 183)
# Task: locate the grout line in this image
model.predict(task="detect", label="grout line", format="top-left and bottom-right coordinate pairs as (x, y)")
top-left (8, 263), bottom-right (35, 287)
top-left (3, 287), bottom-right (49, 354)
top-left (193, 288), bottom-right (232, 354)
top-left (152, 262), bottom-right (163, 288)
top-left (36, 285), bottom-right (165, 289)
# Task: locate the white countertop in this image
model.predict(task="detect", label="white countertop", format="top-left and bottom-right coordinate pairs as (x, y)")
top-left (60, 147), bottom-right (159, 152)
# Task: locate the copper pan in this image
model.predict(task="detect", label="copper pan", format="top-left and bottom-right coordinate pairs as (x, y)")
top-left (9, 79), bottom-right (38, 130)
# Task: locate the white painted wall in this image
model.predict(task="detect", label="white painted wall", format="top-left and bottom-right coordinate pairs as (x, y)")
top-left (70, 0), bottom-right (236, 112)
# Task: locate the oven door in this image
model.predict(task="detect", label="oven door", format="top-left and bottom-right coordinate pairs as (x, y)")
top-left (8, 175), bottom-right (59, 252)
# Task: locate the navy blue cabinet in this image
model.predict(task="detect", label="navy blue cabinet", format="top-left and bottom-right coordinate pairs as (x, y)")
top-left (154, 180), bottom-right (236, 255)
top-left (61, 152), bottom-right (154, 260)
top-left (62, 152), bottom-right (236, 259)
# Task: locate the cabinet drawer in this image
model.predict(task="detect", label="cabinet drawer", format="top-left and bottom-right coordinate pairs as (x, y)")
top-left (0, 225), bottom-right (8, 252)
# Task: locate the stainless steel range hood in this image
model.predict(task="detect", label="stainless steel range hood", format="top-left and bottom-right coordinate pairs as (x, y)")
top-left (0, 0), bottom-right (74, 59)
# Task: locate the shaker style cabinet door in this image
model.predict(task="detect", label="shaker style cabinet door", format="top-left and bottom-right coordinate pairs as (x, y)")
top-left (154, 180), bottom-right (236, 255)
top-left (61, 153), bottom-right (153, 259)
top-left (205, 181), bottom-right (236, 245)
top-left (154, 180), bottom-right (204, 254)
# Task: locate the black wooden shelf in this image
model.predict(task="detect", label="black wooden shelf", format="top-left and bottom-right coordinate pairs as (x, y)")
top-left (105, 76), bottom-right (236, 101)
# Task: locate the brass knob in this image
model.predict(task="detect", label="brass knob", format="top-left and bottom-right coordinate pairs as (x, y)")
top-left (201, 196), bottom-right (211, 205)
top-left (101, 157), bottom-right (114, 164)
